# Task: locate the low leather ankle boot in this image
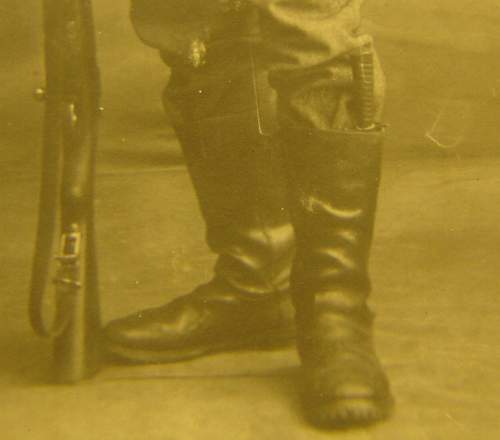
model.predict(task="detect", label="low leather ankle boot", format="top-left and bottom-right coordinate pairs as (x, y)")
top-left (283, 126), bottom-right (393, 428)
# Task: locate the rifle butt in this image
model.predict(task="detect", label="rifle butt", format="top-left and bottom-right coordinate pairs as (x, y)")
top-left (52, 217), bottom-right (101, 383)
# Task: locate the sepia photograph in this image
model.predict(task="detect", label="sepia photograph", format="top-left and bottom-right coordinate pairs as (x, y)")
top-left (1, 0), bottom-right (499, 439)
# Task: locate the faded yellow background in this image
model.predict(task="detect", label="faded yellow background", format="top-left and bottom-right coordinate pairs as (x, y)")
top-left (2, 0), bottom-right (500, 158)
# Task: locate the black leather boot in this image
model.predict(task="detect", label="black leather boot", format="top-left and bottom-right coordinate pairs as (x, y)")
top-left (105, 39), bottom-right (296, 363)
top-left (283, 126), bottom-right (393, 428)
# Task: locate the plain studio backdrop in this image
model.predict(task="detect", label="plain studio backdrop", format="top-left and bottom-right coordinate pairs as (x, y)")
top-left (2, 0), bottom-right (500, 160)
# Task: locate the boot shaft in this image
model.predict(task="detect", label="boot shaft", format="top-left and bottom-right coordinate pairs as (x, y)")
top-left (163, 40), bottom-right (295, 296)
top-left (282, 126), bottom-right (384, 318)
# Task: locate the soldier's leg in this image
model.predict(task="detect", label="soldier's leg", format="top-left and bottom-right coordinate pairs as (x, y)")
top-left (105, 10), bottom-right (296, 363)
top-left (253, 0), bottom-right (393, 428)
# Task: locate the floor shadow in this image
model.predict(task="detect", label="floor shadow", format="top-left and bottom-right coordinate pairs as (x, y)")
top-left (0, 331), bottom-right (54, 386)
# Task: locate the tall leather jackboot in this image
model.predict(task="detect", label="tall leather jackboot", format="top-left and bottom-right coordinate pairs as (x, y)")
top-left (105, 37), bottom-right (296, 364)
top-left (283, 125), bottom-right (393, 427)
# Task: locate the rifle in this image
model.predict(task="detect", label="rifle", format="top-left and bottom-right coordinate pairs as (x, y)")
top-left (29, 0), bottom-right (101, 383)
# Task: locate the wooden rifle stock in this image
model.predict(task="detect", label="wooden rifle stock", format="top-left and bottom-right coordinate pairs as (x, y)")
top-left (29, 0), bottom-right (101, 383)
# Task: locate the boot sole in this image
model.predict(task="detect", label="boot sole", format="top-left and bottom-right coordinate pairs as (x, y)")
top-left (106, 330), bottom-right (295, 365)
top-left (305, 394), bottom-right (394, 429)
